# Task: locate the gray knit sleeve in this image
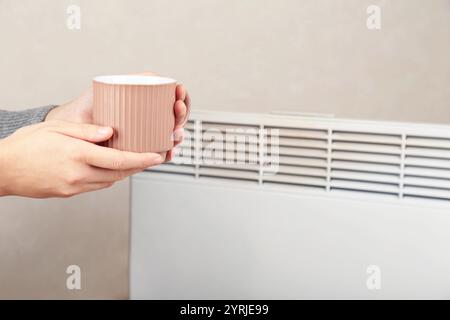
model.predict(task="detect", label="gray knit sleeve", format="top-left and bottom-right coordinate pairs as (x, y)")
top-left (0, 105), bottom-right (56, 139)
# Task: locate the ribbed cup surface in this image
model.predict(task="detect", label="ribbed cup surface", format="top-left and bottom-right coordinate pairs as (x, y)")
top-left (93, 80), bottom-right (176, 153)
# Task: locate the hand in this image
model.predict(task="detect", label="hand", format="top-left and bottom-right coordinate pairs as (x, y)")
top-left (0, 120), bottom-right (164, 198)
top-left (46, 72), bottom-right (191, 161)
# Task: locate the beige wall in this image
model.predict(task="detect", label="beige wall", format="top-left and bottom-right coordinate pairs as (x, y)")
top-left (0, 0), bottom-right (449, 122)
top-left (0, 182), bottom-right (130, 299)
top-left (0, 0), bottom-right (449, 298)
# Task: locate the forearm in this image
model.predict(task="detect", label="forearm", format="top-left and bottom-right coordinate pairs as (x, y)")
top-left (0, 139), bottom-right (10, 196)
top-left (0, 105), bottom-right (56, 139)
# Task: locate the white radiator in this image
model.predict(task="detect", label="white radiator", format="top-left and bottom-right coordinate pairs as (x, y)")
top-left (130, 110), bottom-right (450, 299)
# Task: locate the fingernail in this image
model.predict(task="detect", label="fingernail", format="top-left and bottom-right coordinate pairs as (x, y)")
top-left (97, 127), bottom-right (111, 136)
top-left (172, 128), bottom-right (184, 142)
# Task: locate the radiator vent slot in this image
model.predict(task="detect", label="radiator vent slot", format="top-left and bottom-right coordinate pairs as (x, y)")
top-left (403, 136), bottom-right (450, 200)
top-left (263, 126), bottom-right (328, 188)
top-left (198, 121), bottom-right (260, 182)
top-left (147, 112), bottom-right (450, 202)
top-left (330, 131), bottom-right (402, 195)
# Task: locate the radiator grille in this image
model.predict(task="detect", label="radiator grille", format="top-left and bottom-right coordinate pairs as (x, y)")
top-left (147, 112), bottom-right (450, 201)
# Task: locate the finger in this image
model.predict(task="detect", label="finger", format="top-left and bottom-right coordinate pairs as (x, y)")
top-left (48, 121), bottom-right (114, 143)
top-left (176, 84), bottom-right (187, 101)
top-left (80, 182), bottom-right (114, 194)
top-left (174, 100), bottom-right (187, 128)
top-left (173, 100), bottom-right (188, 145)
top-left (165, 149), bottom-right (173, 162)
top-left (183, 92), bottom-right (191, 126)
top-left (82, 144), bottom-right (164, 170)
top-left (84, 167), bottom-right (144, 183)
top-left (185, 92), bottom-right (191, 110)
top-left (159, 151), bottom-right (168, 161)
top-left (61, 182), bottom-right (114, 197)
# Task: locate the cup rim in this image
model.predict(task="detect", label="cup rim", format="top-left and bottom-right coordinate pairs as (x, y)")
top-left (93, 75), bottom-right (177, 86)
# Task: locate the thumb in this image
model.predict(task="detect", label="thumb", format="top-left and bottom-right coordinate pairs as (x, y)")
top-left (48, 121), bottom-right (114, 143)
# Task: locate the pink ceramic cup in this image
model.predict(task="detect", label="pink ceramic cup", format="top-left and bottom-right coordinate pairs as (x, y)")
top-left (93, 75), bottom-right (185, 154)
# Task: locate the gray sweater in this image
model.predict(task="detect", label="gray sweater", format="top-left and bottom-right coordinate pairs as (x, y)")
top-left (0, 105), bottom-right (56, 139)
